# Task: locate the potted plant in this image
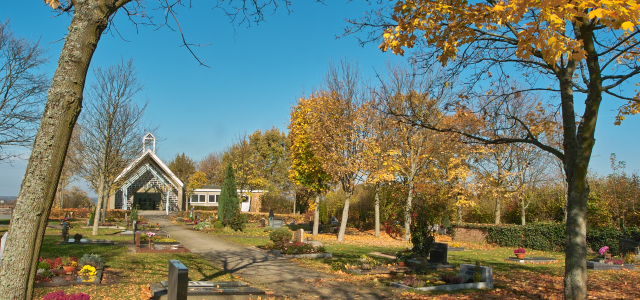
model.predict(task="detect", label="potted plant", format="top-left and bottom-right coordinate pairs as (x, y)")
top-left (514, 247), bottom-right (526, 259)
top-left (61, 257), bottom-right (77, 274)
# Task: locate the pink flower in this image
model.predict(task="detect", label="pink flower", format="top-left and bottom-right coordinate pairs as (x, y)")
top-left (599, 246), bottom-right (609, 256)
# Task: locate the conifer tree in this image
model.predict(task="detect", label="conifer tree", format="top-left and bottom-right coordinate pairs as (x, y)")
top-left (219, 162), bottom-right (239, 224)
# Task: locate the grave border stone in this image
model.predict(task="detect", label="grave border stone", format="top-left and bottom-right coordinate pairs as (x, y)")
top-left (391, 264), bottom-right (493, 292)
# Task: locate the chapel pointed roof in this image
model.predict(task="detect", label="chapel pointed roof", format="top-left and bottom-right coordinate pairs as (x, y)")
top-left (113, 149), bottom-right (184, 188)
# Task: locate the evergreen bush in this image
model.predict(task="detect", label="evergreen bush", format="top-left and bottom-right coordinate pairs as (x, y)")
top-left (410, 200), bottom-right (438, 257)
top-left (228, 209), bottom-right (248, 232)
top-left (218, 163), bottom-right (239, 224)
top-left (269, 228), bottom-right (292, 244)
top-left (213, 221), bottom-right (224, 229)
top-left (130, 207), bottom-right (138, 222)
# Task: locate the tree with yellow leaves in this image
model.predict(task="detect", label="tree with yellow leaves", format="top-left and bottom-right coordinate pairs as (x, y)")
top-left (289, 95), bottom-right (332, 236)
top-left (350, 0), bottom-right (640, 297)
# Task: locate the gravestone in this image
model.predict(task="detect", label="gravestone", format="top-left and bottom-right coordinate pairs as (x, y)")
top-left (61, 221), bottom-right (69, 241)
top-left (294, 229), bottom-right (304, 243)
top-left (132, 221), bottom-right (138, 244)
top-left (135, 232), bottom-right (141, 247)
top-left (619, 238), bottom-right (640, 256)
top-left (459, 264), bottom-right (493, 287)
top-left (269, 209), bottom-right (274, 220)
top-left (124, 213), bottom-right (128, 226)
top-left (429, 242), bottom-right (448, 264)
top-left (196, 212), bottom-right (201, 221)
top-left (168, 260), bottom-right (188, 300)
top-left (269, 219), bottom-right (284, 229)
top-left (259, 218), bottom-right (267, 227)
top-left (0, 232), bottom-right (7, 263)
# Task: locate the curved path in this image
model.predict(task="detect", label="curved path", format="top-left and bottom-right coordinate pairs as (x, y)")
top-left (141, 211), bottom-right (395, 300)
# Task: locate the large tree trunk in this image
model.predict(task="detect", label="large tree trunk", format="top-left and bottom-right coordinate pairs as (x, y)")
top-left (313, 194), bottom-right (319, 236)
top-left (563, 23), bottom-right (603, 300)
top-left (404, 180), bottom-right (415, 241)
top-left (0, 1), bottom-right (117, 298)
top-left (374, 183), bottom-right (380, 238)
top-left (337, 193), bottom-right (351, 242)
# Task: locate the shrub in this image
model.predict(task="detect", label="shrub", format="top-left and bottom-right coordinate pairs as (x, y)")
top-left (269, 242), bottom-right (318, 255)
top-left (38, 261), bottom-right (51, 270)
top-left (43, 290), bottom-right (91, 300)
top-left (410, 200), bottom-right (439, 257)
top-left (219, 163), bottom-right (239, 223)
top-left (403, 277), bottom-right (425, 288)
top-left (88, 207), bottom-right (96, 226)
top-left (174, 217), bottom-right (184, 222)
top-left (194, 222), bottom-right (212, 231)
top-left (213, 221), bottom-right (224, 229)
top-left (130, 207), bottom-right (138, 222)
top-left (440, 272), bottom-right (464, 284)
top-left (473, 261), bottom-right (482, 283)
top-left (79, 253), bottom-right (105, 269)
top-left (269, 228), bottom-right (292, 244)
top-left (228, 210), bottom-right (248, 232)
top-left (263, 226), bottom-right (274, 232)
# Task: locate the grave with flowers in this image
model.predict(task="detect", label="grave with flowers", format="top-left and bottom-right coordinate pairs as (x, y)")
top-left (587, 246), bottom-right (636, 270)
top-left (506, 247), bottom-right (557, 263)
top-left (136, 230), bottom-right (188, 253)
top-left (264, 228), bottom-right (332, 258)
top-left (35, 254), bottom-right (105, 287)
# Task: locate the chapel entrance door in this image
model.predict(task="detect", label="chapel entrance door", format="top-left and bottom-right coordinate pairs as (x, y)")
top-left (133, 193), bottom-right (162, 210)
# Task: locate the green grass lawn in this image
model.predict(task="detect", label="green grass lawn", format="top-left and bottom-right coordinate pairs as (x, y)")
top-left (33, 221), bottom-right (233, 299)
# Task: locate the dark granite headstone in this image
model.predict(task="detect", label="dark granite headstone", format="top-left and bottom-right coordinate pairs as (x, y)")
top-left (269, 209), bottom-right (274, 220)
top-left (429, 242), bottom-right (448, 264)
top-left (619, 238), bottom-right (640, 256)
top-left (132, 221), bottom-right (138, 244)
top-left (168, 260), bottom-right (188, 300)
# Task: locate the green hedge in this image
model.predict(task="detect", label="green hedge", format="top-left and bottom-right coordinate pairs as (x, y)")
top-left (456, 223), bottom-right (640, 254)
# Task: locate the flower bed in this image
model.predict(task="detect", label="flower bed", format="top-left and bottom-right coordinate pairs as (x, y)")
top-left (35, 254), bottom-right (105, 286)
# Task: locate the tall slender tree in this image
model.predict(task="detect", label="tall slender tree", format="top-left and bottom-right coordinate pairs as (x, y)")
top-left (219, 162), bottom-right (240, 224)
top-left (75, 59), bottom-right (148, 235)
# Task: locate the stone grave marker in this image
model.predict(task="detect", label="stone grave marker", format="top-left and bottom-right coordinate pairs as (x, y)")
top-left (269, 219), bottom-right (284, 229)
top-left (294, 229), bottom-right (304, 243)
top-left (619, 238), bottom-right (640, 256)
top-left (168, 260), bottom-right (188, 300)
top-left (0, 232), bottom-right (7, 263)
top-left (459, 264), bottom-right (493, 287)
top-left (124, 213), bottom-right (128, 226)
top-left (135, 232), bottom-right (141, 247)
top-left (61, 221), bottom-right (69, 241)
top-left (429, 242), bottom-right (448, 264)
top-left (259, 218), bottom-right (267, 227)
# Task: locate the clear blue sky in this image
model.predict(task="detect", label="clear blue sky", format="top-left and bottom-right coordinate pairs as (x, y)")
top-left (1, 1), bottom-right (638, 196)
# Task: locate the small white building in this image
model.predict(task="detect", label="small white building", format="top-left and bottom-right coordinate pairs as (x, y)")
top-left (190, 185), bottom-right (263, 212)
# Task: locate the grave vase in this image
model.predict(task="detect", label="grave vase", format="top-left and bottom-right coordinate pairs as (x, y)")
top-left (63, 265), bottom-right (76, 274)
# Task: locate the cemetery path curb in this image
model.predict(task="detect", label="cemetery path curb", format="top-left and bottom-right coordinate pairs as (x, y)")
top-left (142, 212), bottom-right (395, 300)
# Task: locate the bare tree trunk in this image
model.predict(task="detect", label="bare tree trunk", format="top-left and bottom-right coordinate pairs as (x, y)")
top-left (494, 193), bottom-right (501, 224)
top-left (404, 180), bottom-right (415, 241)
top-left (313, 194), bottom-right (319, 236)
top-left (374, 183), bottom-right (380, 238)
top-left (0, 1), bottom-right (115, 298)
top-left (337, 193), bottom-right (351, 242)
top-left (521, 197), bottom-right (526, 226)
top-left (92, 172), bottom-right (105, 235)
top-left (101, 186), bottom-right (108, 221)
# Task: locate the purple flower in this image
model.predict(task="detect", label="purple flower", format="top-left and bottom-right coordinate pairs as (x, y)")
top-left (599, 246), bottom-right (609, 256)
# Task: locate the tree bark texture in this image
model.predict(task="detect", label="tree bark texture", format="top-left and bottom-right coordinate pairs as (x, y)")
top-left (337, 194), bottom-right (351, 242)
top-left (521, 197), bottom-right (526, 226)
top-left (0, 1), bottom-right (120, 298)
top-left (404, 180), bottom-right (415, 241)
top-left (313, 194), bottom-right (319, 236)
top-left (374, 183), bottom-right (380, 238)
top-left (92, 171), bottom-right (105, 235)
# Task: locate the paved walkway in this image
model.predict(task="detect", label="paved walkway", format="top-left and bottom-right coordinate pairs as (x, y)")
top-left (141, 211), bottom-right (395, 299)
